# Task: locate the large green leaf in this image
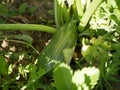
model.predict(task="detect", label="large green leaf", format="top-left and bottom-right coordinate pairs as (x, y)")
top-left (53, 63), bottom-right (73, 90)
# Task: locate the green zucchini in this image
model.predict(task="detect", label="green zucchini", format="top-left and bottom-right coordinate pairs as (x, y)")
top-left (37, 20), bottom-right (78, 71)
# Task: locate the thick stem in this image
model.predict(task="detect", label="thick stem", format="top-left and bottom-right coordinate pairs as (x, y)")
top-left (0, 24), bottom-right (56, 34)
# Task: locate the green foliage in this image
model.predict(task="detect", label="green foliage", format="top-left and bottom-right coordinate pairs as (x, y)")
top-left (53, 63), bottom-right (73, 90)
top-left (21, 64), bottom-right (46, 90)
top-left (0, 2), bottom-right (37, 18)
top-left (0, 0), bottom-right (120, 90)
top-left (29, 6), bottom-right (38, 14)
top-left (53, 63), bottom-right (100, 90)
top-left (80, 0), bottom-right (120, 89)
top-left (0, 3), bottom-right (8, 16)
top-left (37, 20), bottom-right (77, 70)
top-left (72, 67), bottom-right (100, 90)
top-left (18, 3), bottom-right (27, 14)
top-left (0, 56), bottom-right (7, 75)
top-left (13, 34), bottom-right (33, 45)
top-left (18, 3), bottom-right (38, 14)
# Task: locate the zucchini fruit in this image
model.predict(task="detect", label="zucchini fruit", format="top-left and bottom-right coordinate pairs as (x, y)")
top-left (37, 21), bottom-right (78, 71)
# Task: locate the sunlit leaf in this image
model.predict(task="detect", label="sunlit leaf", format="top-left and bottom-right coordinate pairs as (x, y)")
top-left (8, 64), bottom-right (13, 74)
top-left (26, 63), bottom-right (37, 73)
top-left (107, 0), bottom-right (118, 8)
top-left (72, 70), bottom-right (85, 85)
top-left (72, 67), bottom-right (100, 89)
top-left (81, 67), bottom-right (100, 89)
top-left (114, 9), bottom-right (120, 21)
top-left (67, 0), bottom-right (74, 7)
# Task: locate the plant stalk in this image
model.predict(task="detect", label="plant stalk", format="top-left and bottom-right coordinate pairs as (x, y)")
top-left (0, 24), bottom-right (56, 34)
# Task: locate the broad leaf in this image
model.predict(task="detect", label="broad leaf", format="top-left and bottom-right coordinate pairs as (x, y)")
top-left (53, 63), bottom-right (73, 90)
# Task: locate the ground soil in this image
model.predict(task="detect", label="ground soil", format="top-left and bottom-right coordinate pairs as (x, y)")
top-left (1, 0), bottom-right (54, 52)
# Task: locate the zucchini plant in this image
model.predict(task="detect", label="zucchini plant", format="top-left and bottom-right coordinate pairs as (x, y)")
top-left (21, 0), bottom-right (103, 89)
top-left (0, 0), bottom-right (120, 90)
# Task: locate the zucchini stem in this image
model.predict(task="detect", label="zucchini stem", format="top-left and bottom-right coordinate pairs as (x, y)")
top-left (0, 24), bottom-right (56, 34)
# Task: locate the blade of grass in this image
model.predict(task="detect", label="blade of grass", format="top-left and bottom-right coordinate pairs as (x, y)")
top-left (78, 0), bottom-right (104, 32)
top-left (0, 24), bottom-right (56, 34)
